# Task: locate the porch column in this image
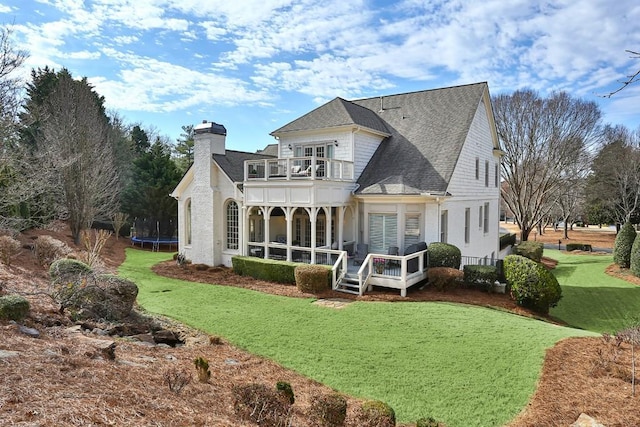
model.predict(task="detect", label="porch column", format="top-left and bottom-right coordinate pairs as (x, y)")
top-left (284, 207), bottom-right (293, 261)
top-left (263, 206), bottom-right (269, 259)
top-left (337, 206), bottom-right (345, 251)
top-left (325, 206), bottom-right (332, 248)
top-left (309, 207), bottom-right (318, 263)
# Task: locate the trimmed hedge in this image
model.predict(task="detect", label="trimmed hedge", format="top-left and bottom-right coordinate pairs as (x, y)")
top-left (614, 222), bottom-right (637, 268)
top-left (294, 264), bottom-right (332, 293)
top-left (513, 240), bottom-right (544, 262)
top-left (463, 265), bottom-right (498, 292)
top-left (232, 256), bottom-right (302, 284)
top-left (427, 242), bottom-right (461, 269)
top-left (565, 243), bottom-right (592, 252)
top-left (503, 255), bottom-right (562, 314)
top-left (49, 258), bottom-right (93, 281)
top-left (427, 267), bottom-right (463, 291)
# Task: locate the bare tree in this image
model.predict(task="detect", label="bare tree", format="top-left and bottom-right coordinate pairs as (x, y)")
top-left (35, 70), bottom-right (120, 244)
top-left (604, 50), bottom-right (640, 97)
top-left (493, 90), bottom-right (602, 241)
top-left (586, 125), bottom-right (640, 225)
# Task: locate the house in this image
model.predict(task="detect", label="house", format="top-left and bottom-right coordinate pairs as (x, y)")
top-left (170, 82), bottom-right (502, 296)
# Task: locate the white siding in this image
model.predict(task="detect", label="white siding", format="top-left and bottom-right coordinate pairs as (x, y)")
top-left (353, 131), bottom-right (384, 180)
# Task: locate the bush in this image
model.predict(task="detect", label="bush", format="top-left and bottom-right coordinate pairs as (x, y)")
top-left (513, 240), bottom-right (543, 262)
top-left (427, 242), bottom-right (461, 269)
top-left (503, 255), bottom-right (562, 314)
top-left (232, 383), bottom-right (293, 426)
top-left (566, 243), bottom-right (592, 252)
top-left (232, 256), bottom-right (300, 284)
top-left (0, 294), bottom-right (30, 321)
top-left (0, 235), bottom-right (21, 266)
top-left (416, 417), bottom-right (446, 427)
top-left (309, 392), bottom-right (347, 426)
top-left (194, 356), bottom-right (211, 383)
top-left (356, 400), bottom-right (395, 427)
top-left (34, 235), bottom-right (71, 266)
top-left (276, 381), bottom-right (295, 404)
top-left (49, 258), bottom-right (93, 281)
top-left (463, 265), bottom-right (498, 292)
top-left (614, 222), bottom-right (637, 268)
top-left (294, 264), bottom-right (332, 293)
top-left (427, 267), bottom-right (463, 291)
top-left (630, 235), bottom-right (640, 277)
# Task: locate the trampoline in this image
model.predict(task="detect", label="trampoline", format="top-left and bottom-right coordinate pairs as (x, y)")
top-left (130, 236), bottom-right (178, 252)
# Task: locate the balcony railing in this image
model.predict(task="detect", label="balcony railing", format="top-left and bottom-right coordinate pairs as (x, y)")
top-left (245, 157), bottom-right (354, 181)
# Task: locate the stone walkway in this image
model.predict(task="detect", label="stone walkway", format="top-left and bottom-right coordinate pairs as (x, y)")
top-left (312, 298), bottom-right (353, 309)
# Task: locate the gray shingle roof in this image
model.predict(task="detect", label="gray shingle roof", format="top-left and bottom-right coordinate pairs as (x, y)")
top-left (354, 82), bottom-right (489, 195)
top-left (271, 97), bottom-right (390, 136)
top-left (213, 150), bottom-right (275, 183)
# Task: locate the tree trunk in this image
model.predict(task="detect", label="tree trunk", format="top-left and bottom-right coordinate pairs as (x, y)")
top-left (521, 227), bottom-right (532, 242)
top-left (563, 221), bottom-right (569, 239)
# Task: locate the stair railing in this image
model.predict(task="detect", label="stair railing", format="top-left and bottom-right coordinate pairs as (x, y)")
top-left (331, 250), bottom-right (348, 290)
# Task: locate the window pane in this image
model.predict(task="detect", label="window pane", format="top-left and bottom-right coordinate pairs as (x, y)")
top-left (226, 201), bottom-right (239, 249)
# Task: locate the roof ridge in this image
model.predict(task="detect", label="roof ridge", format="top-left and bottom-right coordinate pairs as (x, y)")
top-left (351, 81), bottom-right (487, 103)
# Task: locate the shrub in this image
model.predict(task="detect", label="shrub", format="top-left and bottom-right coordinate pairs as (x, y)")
top-left (513, 240), bottom-right (543, 262)
top-left (232, 383), bottom-right (293, 426)
top-left (566, 243), bottom-right (592, 252)
top-left (356, 400), bottom-right (396, 427)
top-left (631, 236), bottom-right (640, 277)
top-left (427, 242), bottom-right (461, 269)
top-left (294, 264), bottom-right (332, 293)
top-left (463, 265), bottom-right (498, 292)
top-left (49, 258), bottom-right (92, 281)
top-left (309, 392), bottom-right (347, 426)
top-left (614, 222), bottom-right (637, 268)
top-left (194, 356), bottom-right (211, 383)
top-left (34, 235), bottom-right (71, 266)
top-left (232, 256), bottom-right (300, 284)
top-left (427, 267), bottom-right (463, 291)
top-left (0, 294), bottom-right (30, 321)
top-left (0, 235), bottom-right (21, 266)
top-left (276, 381), bottom-right (295, 404)
top-left (162, 366), bottom-right (191, 394)
top-left (503, 255), bottom-right (562, 314)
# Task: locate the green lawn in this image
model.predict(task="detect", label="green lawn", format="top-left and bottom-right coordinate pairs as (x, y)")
top-left (548, 249), bottom-right (640, 333)
top-left (120, 249), bottom-right (594, 426)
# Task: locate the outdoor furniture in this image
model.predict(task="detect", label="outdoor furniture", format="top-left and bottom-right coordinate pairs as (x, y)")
top-left (387, 246), bottom-right (400, 270)
top-left (353, 243), bottom-right (369, 266)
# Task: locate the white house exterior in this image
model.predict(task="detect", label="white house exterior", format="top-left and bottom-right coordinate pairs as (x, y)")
top-left (171, 82), bottom-right (502, 296)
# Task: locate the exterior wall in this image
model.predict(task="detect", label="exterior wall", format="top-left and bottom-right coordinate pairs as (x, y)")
top-left (443, 99), bottom-right (501, 259)
top-left (353, 131), bottom-right (384, 180)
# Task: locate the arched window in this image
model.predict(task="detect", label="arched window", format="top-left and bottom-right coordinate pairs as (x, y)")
top-left (185, 198), bottom-right (192, 245)
top-left (226, 200), bottom-right (239, 250)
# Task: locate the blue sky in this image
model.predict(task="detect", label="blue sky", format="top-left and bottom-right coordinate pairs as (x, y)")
top-left (2, 0), bottom-right (639, 152)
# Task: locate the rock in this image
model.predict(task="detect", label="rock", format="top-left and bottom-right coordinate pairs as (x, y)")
top-left (153, 329), bottom-right (181, 346)
top-left (18, 325), bottom-right (40, 338)
top-left (0, 349), bottom-right (19, 359)
top-left (72, 334), bottom-right (116, 360)
top-left (571, 413), bottom-right (605, 427)
top-left (130, 333), bottom-right (155, 344)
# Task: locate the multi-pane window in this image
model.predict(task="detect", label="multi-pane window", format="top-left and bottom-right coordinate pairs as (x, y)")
top-left (483, 202), bottom-right (490, 233)
top-left (405, 215), bottom-right (420, 248)
top-left (316, 215), bottom-right (326, 246)
top-left (369, 214), bottom-right (398, 253)
top-left (464, 208), bottom-right (470, 244)
top-left (440, 210), bottom-right (448, 243)
top-left (478, 205), bottom-right (483, 228)
top-left (475, 158), bottom-right (479, 180)
top-left (485, 160), bottom-right (489, 187)
top-left (494, 163), bottom-right (499, 187)
top-left (226, 201), bottom-right (239, 250)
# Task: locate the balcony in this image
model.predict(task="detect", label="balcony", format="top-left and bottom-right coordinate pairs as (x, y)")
top-left (245, 157), bottom-right (354, 182)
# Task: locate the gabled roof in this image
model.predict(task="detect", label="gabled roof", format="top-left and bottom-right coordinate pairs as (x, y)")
top-left (354, 82), bottom-right (491, 195)
top-left (213, 150), bottom-right (275, 183)
top-left (271, 97), bottom-right (390, 136)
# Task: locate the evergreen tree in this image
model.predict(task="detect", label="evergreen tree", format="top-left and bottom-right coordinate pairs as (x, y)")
top-left (614, 221), bottom-right (637, 268)
top-left (173, 124), bottom-right (195, 173)
top-left (120, 139), bottom-right (181, 238)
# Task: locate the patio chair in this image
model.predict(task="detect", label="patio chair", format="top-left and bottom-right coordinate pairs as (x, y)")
top-left (353, 243), bottom-right (368, 266)
top-left (386, 246), bottom-right (400, 269)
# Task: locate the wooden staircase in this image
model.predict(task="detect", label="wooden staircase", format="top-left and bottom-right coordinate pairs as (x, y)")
top-left (334, 272), bottom-right (361, 295)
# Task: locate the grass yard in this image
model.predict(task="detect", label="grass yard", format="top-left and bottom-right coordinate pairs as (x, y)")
top-left (120, 249), bottom-right (594, 426)
top-left (547, 249), bottom-right (640, 333)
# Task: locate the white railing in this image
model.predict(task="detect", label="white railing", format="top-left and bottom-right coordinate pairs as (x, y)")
top-left (245, 157), bottom-right (354, 181)
top-left (357, 250), bottom-right (429, 297)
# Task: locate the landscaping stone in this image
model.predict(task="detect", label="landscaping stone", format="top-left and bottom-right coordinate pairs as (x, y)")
top-left (18, 325), bottom-right (40, 338)
top-left (571, 413), bottom-right (604, 427)
top-left (0, 349), bottom-right (19, 359)
top-left (153, 329), bottom-right (182, 346)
